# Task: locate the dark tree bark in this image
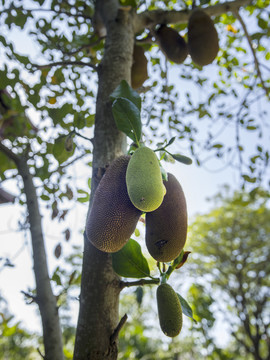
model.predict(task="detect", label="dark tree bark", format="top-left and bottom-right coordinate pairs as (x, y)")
top-left (73, 1), bottom-right (134, 359)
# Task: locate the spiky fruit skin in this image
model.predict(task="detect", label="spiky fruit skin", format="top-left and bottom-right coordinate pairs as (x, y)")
top-left (188, 9), bottom-right (219, 66)
top-left (126, 147), bottom-right (165, 212)
top-left (86, 155), bottom-right (141, 253)
top-left (131, 45), bottom-right (148, 89)
top-left (156, 25), bottom-right (188, 64)
top-left (156, 283), bottom-right (183, 337)
top-left (146, 173), bottom-right (187, 262)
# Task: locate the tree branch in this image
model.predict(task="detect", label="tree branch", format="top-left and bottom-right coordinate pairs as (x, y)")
top-left (120, 278), bottom-right (160, 289)
top-left (234, 10), bottom-right (270, 99)
top-left (135, 0), bottom-right (253, 33)
top-left (63, 37), bottom-right (105, 56)
top-left (31, 60), bottom-right (97, 71)
top-left (21, 290), bottom-right (37, 304)
top-left (0, 142), bottom-right (20, 165)
top-left (110, 314), bottom-right (128, 345)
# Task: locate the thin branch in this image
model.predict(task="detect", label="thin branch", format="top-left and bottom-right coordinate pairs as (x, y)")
top-left (135, 0), bottom-right (253, 33)
top-left (110, 314), bottom-right (128, 344)
top-left (234, 10), bottom-right (270, 99)
top-left (37, 348), bottom-right (45, 359)
top-left (64, 37), bottom-right (105, 56)
top-left (55, 151), bottom-right (90, 174)
top-left (120, 278), bottom-right (160, 290)
top-left (73, 131), bottom-right (94, 143)
top-left (0, 142), bottom-right (20, 165)
top-left (21, 290), bottom-right (37, 304)
top-left (31, 60), bottom-right (97, 71)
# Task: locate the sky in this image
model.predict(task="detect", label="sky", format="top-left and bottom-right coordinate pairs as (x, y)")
top-left (0, 0), bottom-right (270, 349)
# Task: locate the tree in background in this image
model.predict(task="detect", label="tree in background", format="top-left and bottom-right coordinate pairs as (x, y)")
top-left (0, 293), bottom-right (37, 360)
top-left (0, 0), bottom-right (269, 359)
top-left (186, 188), bottom-right (270, 360)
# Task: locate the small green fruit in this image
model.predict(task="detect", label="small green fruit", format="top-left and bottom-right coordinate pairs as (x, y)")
top-left (156, 283), bottom-right (183, 337)
top-left (126, 146), bottom-right (165, 212)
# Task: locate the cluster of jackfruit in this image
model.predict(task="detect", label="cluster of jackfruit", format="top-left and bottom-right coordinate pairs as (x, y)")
top-left (155, 8), bottom-right (219, 66)
top-left (86, 146), bottom-right (187, 263)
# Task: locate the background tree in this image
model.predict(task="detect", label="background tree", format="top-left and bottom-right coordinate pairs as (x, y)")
top-left (186, 188), bottom-right (270, 360)
top-left (0, 0), bottom-right (269, 359)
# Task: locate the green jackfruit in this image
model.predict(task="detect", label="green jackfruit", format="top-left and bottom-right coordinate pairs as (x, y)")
top-left (126, 146), bottom-right (165, 212)
top-left (188, 9), bottom-right (219, 66)
top-left (156, 283), bottom-right (183, 337)
top-left (156, 25), bottom-right (188, 64)
top-left (146, 173), bottom-right (187, 262)
top-left (131, 44), bottom-right (148, 89)
top-left (86, 155), bottom-right (141, 253)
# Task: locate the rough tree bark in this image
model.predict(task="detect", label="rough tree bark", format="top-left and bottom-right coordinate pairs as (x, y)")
top-left (0, 144), bottom-right (64, 360)
top-left (73, 1), bottom-right (134, 359)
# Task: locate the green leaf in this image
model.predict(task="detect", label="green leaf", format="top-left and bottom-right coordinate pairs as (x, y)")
top-left (177, 293), bottom-right (196, 321)
top-left (242, 174), bottom-right (257, 183)
top-left (112, 97), bottom-right (141, 144)
top-left (134, 228), bottom-right (140, 237)
top-left (77, 189), bottom-right (90, 203)
top-left (110, 80), bottom-right (141, 110)
top-left (212, 144), bottom-right (223, 149)
top-left (167, 136), bottom-right (176, 147)
top-left (52, 271), bottom-right (62, 286)
top-left (112, 239), bottom-right (150, 278)
top-left (171, 153), bottom-right (193, 165)
top-left (53, 136), bottom-right (74, 164)
top-left (41, 194), bottom-right (50, 201)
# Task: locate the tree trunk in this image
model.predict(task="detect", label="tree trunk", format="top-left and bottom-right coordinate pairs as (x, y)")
top-left (17, 157), bottom-right (64, 360)
top-left (73, 2), bottom-right (134, 359)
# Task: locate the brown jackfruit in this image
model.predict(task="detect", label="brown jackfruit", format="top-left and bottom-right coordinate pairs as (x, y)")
top-left (86, 155), bottom-right (141, 253)
top-left (156, 25), bottom-right (188, 64)
top-left (146, 173), bottom-right (187, 262)
top-left (131, 44), bottom-right (148, 89)
top-left (156, 283), bottom-right (183, 337)
top-left (188, 9), bottom-right (219, 66)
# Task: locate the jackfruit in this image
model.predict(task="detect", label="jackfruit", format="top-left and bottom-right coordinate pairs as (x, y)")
top-left (188, 9), bottom-right (219, 66)
top-left (156, 25), bottom-right (188, 64)
top-left (131, 44), bottom-right (148, 89)
top-left (146, 173), bottom-right (187, 262)
top-left (156, 283), bottom-right (183, 337)
top-left (86, 155), bottom-right (141, 253)
top-left (126, 146), bottom-right (165, 212)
